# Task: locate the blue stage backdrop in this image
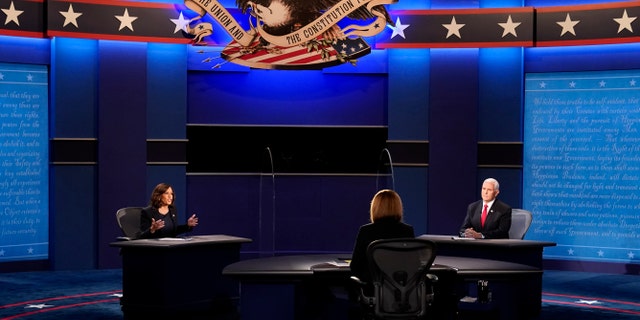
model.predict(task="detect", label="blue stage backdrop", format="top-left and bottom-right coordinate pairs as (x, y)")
top-left (0, 62), bottom-right (49, 263)
top-left (524, 69), bottom-right (640, 264)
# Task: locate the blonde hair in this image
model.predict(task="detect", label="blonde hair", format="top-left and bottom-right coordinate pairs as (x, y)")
top-left (370, 189), bottom-right (403, 222)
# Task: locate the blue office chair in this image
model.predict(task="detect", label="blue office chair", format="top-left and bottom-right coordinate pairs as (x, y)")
top-left (115, 207), bottom-right (143, 241)
top-left (351, 238), bottom-right (439, 319)
top-left (509, 209), bottom-right (533, 240)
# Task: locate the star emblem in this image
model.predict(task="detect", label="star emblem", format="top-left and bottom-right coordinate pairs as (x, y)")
top-left (631, 79), bottom-right (637, 86)
top-left (569, 81), bottom-right (576, 88)
top-left (60, 4), bottom-right (83, 28)
top-left (599, 80), bottom-right (606, 87)
top-left (567, 248), bottom-right (574, 255)
top-left (539, 81), bottom-right (547, 88)
top-left (0, 72), bottom-right (4, 81)
top-left (597, 250), bottom-right (604, 257)
top-left (2, 1), bottom-right (23, 26)
top-left (27, 247), bottom-right (34, 254)
top-left (170, 11), bottom-right (191, 34)
top-left (443, 16), bottom-right (465, 39)
top-left (498, 15), bottom-right (521, 38)
top-left (557, 13), bottom-right (580, 36)
top-left (614, 9), bottom-right (636, 33)
top-left (115, 8), bottom-right (138, 32)
top-left (0, 249), bottom-right (5, 256)
top-left (389, 17), bottom-right (409, 39)
top-left (628, 251), bottom-right (635, 259)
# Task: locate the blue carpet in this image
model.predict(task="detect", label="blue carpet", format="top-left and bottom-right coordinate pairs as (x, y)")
top-left (0, 269), bottom-right (639, 319)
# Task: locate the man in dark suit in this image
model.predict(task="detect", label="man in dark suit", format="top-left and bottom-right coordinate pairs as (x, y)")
top-left (459, 178), bottom-right (512, 239)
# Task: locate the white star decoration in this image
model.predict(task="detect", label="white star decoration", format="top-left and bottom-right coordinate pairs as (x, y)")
top-left (628, 251), bottom-right (635, 259)
top-left (389, 17), bottom-right (409, 39)
top-left (25, 304), bottom-right (53, 309)
top-left (614, 9), bottom-right (636, 33)
top-left (631, 79), bottom-right (637, 86)
top-left (115, 8), bottom-right (138, 31)
top-left (568, 248), bottom-right (574, 255)
top-left (60, 4), bottom-right (83, 28)
top-left (0, 72), bottom-right (4, 81)
top-left (443, 16), bottom-right (465, 39)
top-left (0, 249), bottom-right (5, 256)
top-left (597, 250), bottom-right (604, 257)
top-left (27, 247), bottom-right (34, 254)
top-left (539, 81), bottom-right (547, 88)
top-left (599, 80), bottom-right (606, 87)
top-left (498, 15), bottom-right (521, 38)
top-left (557, 13), bottom-right (580, 36)
top-left (2, 1), bottom-right (23, 26)
top-left (170, 11), bottom-right (191, 34)
top-left (569, 81), bottom-right (576, 88)
top-left (576, 300), bottom-right (601, 305)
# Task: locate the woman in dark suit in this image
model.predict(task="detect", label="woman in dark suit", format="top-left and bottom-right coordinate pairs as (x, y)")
top-left (138, 183), bottom-right (199, 239)
top-left (459, 177), bottom-right (512, 239)
top-left (350, 189), bottom-right (415, 285)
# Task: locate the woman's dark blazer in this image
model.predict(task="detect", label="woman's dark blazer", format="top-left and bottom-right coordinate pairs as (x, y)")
top-left (138, 205), bottom-right (192, 239)
top-left (350, 217), bottom-right (415, 284)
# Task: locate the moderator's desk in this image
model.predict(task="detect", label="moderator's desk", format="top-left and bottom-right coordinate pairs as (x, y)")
top-left (418, 234), bottom-right (557, 269)
top-left (110, 235), bottom-right (251, 319)
top-left (223, 254), bottom-right (542, 320)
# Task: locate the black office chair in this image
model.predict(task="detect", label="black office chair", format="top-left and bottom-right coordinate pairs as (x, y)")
top-left (115, 207), bottom-right (144, 241)
top-left (509, 209), bottom-right (533, 240)
top-left (351, 238), bottom-right (438, 319)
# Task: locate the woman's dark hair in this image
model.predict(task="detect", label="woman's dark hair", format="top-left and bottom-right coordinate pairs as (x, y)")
top-left (149, 183), bottom-right (174, 208)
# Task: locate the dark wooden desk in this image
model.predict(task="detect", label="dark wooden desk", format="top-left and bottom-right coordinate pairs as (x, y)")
top-left (110, 235), bottom-right (251, 319)
top-left (418, 234), bottom-right (556, 319)
top-left (223, 254), bottom-right (541, 320)
top-left (417, 234), bottom-right (557, 269)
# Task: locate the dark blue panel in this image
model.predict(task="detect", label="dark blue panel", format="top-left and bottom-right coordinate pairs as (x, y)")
top-left (97, 41), bottom-right (148, 268)
top-left (52, 166), bottom-right (97, 270)
top-left (272, 176), bottom-right (378, 253)
top-left (147, 43), bottom-right (188, 139)
top-left (525, 43), bottom-right (640, 73)
top-left (51, 38), bottom-right (98, 138)
top-left (395, 167), bottom-right (429, 235)
top-left (478, 48), bottom-right (523, 141)
top-left (186, 175), bottom-right (261, 252)
top-left (387, 49), bottom-right (430, 140)
top-left (0, 36), bottom-right (49, 64)
top-left (187, 70), bottom-right (387, 125)
top-left (427, 49), bottom-right (479, 235)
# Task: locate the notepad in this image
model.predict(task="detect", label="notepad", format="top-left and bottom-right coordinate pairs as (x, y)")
top-left (158, 237), bottom-right (188, 241)
top-left (451, 236), bottom-right (476, 240)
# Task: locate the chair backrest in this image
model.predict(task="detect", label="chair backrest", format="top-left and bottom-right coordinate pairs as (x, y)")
top-left (116, 207), bottom-right (144, 240)
top-left (509, 209), bottom-right (533, 239)
top-left (366, 238), bottom-right (437, 319)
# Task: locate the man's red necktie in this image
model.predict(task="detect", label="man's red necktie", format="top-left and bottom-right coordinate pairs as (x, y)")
top-left (481, 204), bottom-right (488, 227)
